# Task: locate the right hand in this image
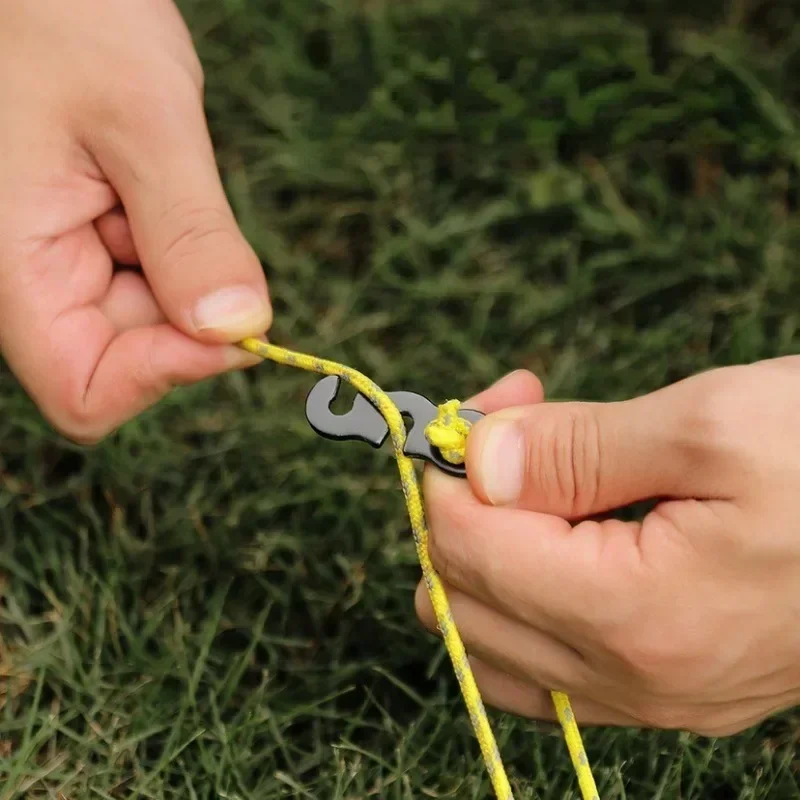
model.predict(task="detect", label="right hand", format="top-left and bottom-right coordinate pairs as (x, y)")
top-left (0, 0), bottom-right (271, 444)
top-left (418, 359), bottom-right (800, 737)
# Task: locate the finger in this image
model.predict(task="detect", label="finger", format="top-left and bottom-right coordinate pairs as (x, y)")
top-left (95, 206), bottom-right (138, 265)
top-left (47, 315), bottom-right (260, 443)
top-left (96, 270), bottom-right (166, 332)
top-left (1, 224), bottom-right (260, 443)
top-left (414, 580), bottom-right (593, 693)
top-left (684, 689), bottom-right (800, 737)
top-left (472, 658), bottom-right (797, 736)
top-left (423, 466), bottom-right (645, 641)
top-left (468, 657), bottom-right (641, 728)
top-left (463, 369), bottom-right (545, 414)
top-left (463, 375), bottom-right (733, 519)
top-left (88, 78), bottom-right (272, 343)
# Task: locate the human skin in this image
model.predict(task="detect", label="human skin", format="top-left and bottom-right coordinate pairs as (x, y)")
top-left (416, 361), bottom-right (800, 737)
top-left (3, 1), bottom-right (798, 739)
top-left (0, 0), bottom-right (271, 444)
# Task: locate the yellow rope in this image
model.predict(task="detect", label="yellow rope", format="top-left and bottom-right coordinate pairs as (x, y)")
top-left (238, 337), bottom-right (600, 800)
top-left (424, 398), bottom-right (472, 464)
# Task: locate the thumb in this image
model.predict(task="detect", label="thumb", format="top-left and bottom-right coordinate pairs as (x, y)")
top-left (464, 381), bottom-right (724, 519)
top-left (91, 83), bottom-right (271, 343)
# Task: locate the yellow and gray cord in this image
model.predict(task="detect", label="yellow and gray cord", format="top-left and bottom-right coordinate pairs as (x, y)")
top-left (238, 337), bottom-right (600, 800)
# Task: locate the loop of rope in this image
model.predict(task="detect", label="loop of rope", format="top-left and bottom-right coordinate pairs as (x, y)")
top-left (238, 338), bottom-right (600, 800)
top-left (425, 399), bottom-right (472, 465)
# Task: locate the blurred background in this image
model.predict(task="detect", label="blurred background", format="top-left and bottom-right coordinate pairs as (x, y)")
top-left (2, 0), bottom-right (799, 797)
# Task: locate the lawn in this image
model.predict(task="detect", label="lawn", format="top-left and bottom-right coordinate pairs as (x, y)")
top-left (2, 0), bottom-right (800, 797)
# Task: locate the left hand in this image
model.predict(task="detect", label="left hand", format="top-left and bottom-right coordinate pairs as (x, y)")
top-left (0, 0), bottom-right (271, 444)
top-left (415, 359), bottom-right (800, 737)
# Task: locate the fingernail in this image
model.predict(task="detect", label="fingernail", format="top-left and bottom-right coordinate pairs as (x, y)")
top-left (477, 419), bottom-right (525, 506)
top-left (192, 286), bottom-right (271, 338)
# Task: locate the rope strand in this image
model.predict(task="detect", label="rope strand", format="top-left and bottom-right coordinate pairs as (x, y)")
top-left (237, 337), bottom-right (599, 800)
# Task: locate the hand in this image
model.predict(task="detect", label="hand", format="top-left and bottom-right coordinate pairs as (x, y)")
top-left (416, 358), bottom-right (800, 737)
top-left (0, 0), bottom-right (271, 443)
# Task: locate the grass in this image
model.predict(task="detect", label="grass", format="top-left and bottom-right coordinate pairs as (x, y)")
top-left (2, 0), bottom-right (800, 797)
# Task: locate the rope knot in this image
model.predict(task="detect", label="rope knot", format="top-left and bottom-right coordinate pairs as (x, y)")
top-left (424, 399), bottom-right (472, 465)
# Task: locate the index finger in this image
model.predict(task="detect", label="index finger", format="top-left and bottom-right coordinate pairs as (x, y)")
top-left (462, 369), bottom-right (545, 414)
top-left (422, 465), bottom-right (644, 647)
top-left (0, 225), bottom-right (256, 444)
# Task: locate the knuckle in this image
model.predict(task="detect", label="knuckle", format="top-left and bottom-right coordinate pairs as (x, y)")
top-left (105, 73), bottom-right (193, 131)
top-left (682, 374), bottom-right (739, 451)
top-left (665, 370), bottom-right (753, 489)
top-left (157, 202), bottom-right (235, 267)
top-left (677, 364), bottom-right (791, 461)
top-left (89, 66), bottom-right (205, 158)
top-left (618, 638), bottom-right (670, 685)
top-left (569, 521), bottom-right (641, 632)
top-left (42, 372), bottom-right (107, 446)
top-left (610, 626), bottom-right (698, 693)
